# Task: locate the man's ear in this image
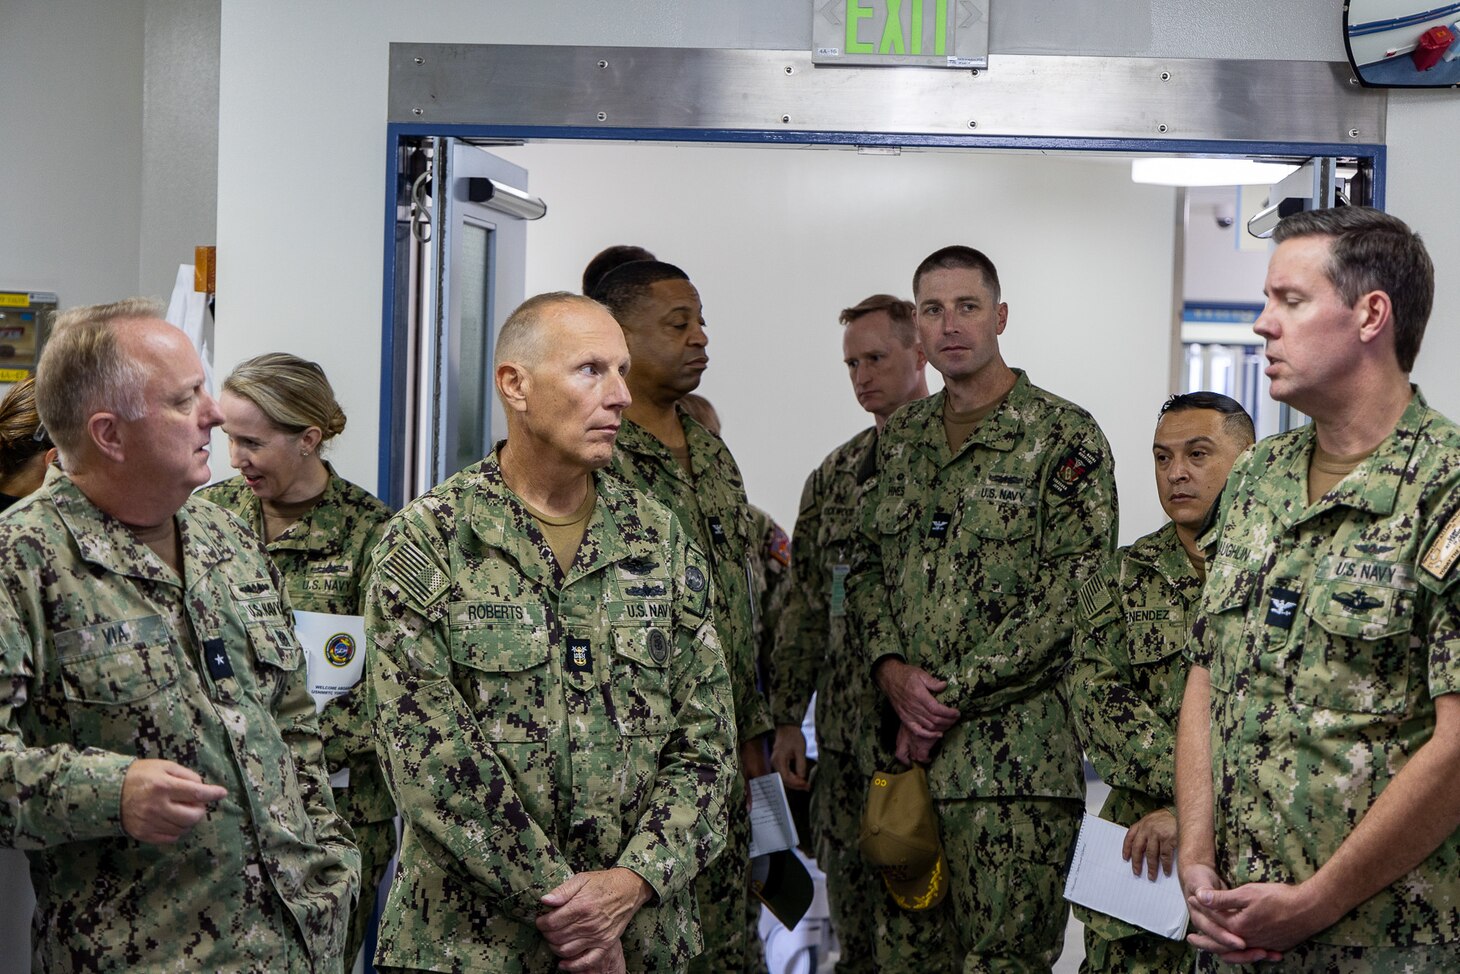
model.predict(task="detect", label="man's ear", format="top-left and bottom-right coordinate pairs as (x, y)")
top-left (87, 412), bottom-right (125, 463)
top-left (1355, 290), bottom-right (1393, 348)
top-left (496, 362), bottom-right (530, 414)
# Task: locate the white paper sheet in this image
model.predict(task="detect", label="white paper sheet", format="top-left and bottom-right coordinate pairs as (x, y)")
top-left (294, 610), bottom-right (366, 714)
top-left (1063, 813), bottom-right (1189, 940)
top-left (748, 772), bottom-right (800, 859)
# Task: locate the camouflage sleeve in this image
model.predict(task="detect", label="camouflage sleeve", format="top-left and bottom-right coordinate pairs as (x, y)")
top-left (365, 514), bottom-right (574, 922)
top-left (0, 592), bottom-right (134, 849)
top-left (260, 560), bottom-right (361, 894)
top-left (941, 424), bottom-right (1119, 715)
top-left (727, 577), bottom-right (774, 745)
top-left (768, 471), bottom-right (823, 726)
top-left (1065, 573), bottom-right (1176, 802)
top-left (1187, 456), bottom-right (1252, 669)
top-left (847, 468), bottom-right (906, 674)
top-left (615, 532), bottom-right (735, 900)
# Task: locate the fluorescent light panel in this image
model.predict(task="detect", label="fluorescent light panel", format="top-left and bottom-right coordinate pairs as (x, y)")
top-left (1131, 158), bottom-right (1300, 187)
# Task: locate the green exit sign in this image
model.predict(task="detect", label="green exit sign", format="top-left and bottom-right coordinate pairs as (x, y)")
top-left (812, 0), bottom-right (989, 68)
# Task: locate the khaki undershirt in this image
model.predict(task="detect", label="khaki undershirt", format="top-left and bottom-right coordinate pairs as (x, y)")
top-left (520, 479), bottom-right (597, 571)
top-left (943, 393), bottom-right (1007, 452)
top-left (1186, 547), bottom-right (1207, 582)
top-left (262, 487), bottom-right (327, 543)
top-left (667, 442), bottom-right (693, 476)
top-left (1308, 443), bottom-right (1375, 506)
top-left (133, 518), bottom-right (184, 578)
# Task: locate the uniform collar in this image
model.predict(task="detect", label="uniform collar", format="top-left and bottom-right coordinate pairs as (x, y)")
top-left (1127, 521), bottom-right (1203, 597)
top-left (1271, 387), bottom-right (1430, 527)
top-left (615, 407), bottom-right (727, 485)
top-left (462, 451), bottom-right (646, 589)
top-left (264, 463), bottom-right (346, 554)
top-left (49, 470), bottom-right (235, 589)
top-left (914, 369), bottom-right (1030, 466)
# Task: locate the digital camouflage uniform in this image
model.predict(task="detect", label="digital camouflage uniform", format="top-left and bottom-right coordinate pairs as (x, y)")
top-left (200, 465), bottom-right (395, 967)
top-left (610, 410), bottom-right (774, 973)
top-left (1065, 521), bottom-right (1199, 974)
top-left (0, 470), bottom-right (360, 973)
top-left (365, 453), bottom-right (735, 973)
top-left (848, 371), bottom-right (1117, 972)
top-left (770, 426), bottom-right (891, 972)
top-left (747, 503), bottom-right (791, 682)
top-left (1190, 390), bottom-right (1460, 972)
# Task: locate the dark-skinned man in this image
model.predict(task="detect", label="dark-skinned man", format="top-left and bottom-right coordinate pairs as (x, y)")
top-left (591, 261), bottom-right (775, 974)
top-left (847, 246), bottom-right (1118, 971)
top-left (366, 291), bottom-right (735, 973)
top-left (769, 293), bottom-right (931, 972)
top-left (1065, 392), bottom-right (1253, 974)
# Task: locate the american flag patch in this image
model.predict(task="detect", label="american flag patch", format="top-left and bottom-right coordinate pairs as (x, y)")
top-left (381, 542), bottom-right (449, 607)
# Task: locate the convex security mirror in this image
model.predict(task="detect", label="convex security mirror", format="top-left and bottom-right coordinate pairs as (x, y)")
top-left (1346, 0), bottom-right (1460, 87)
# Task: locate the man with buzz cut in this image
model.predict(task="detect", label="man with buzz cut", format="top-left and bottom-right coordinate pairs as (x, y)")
top-left (847, 246), bottom-right (1118, 971)
top-left (1177, 207), bottom-right (1460, 971)
top-left (1066, 391), bottom-right (1253, 974)
top-left (591, 260), bottom-right (775, 974)
top-left (366, 291), bottom-right (736, 973)
top-left (769, 293), bottom-right (931, 972)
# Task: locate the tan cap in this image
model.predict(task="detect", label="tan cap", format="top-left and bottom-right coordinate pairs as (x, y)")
top-left (858, 765), bottom-right (948, 911)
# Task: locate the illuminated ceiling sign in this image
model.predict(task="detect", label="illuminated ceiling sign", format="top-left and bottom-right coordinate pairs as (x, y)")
top-left (812, 0), bottom-right (989, 68)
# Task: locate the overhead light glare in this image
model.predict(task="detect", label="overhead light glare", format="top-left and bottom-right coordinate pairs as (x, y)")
top-left (1131, 158), bottom-right (1301, 187)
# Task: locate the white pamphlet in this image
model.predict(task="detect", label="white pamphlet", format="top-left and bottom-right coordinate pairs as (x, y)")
top-left (1063, 813), bottom-right (1189, 941)
top-left (294, 610), bottom-right (366, 714)
top-left (747, 773), bottom-right (800, 859)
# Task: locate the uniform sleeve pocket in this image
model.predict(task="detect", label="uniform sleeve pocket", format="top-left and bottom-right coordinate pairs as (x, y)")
top-left (1200, 566), bottom-right (1256, 694)
top-left (609, 624), bottom-right (674, 736)
top-left (56, 617), bottom-right (179, 705)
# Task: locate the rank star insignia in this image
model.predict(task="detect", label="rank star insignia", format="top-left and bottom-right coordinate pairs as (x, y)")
top-left (203, 637), bottom-right (234, 679)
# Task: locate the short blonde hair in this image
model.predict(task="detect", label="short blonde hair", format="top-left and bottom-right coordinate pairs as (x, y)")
top-left (495, 291), bottom-right (605, 369)
top-left (222, 352), bottom-right (346, 441)
top-left (37, 298), bottom-right (157, 455)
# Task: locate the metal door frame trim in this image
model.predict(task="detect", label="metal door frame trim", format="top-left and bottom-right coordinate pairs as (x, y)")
top-left (378, 45), bottom-right (1389, 505)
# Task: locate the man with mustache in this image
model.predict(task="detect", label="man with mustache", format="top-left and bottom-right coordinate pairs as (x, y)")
top-left (592, 261), bottom-right (774, 973)
top-left (1066, 392), bottom-right (1253, 973)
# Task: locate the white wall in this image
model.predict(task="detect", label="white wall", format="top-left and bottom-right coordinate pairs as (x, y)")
top-left (213, 0), bottom-right (1343, 527)
top-left (491, 142), bottom-right (1175, 538)
top-left (0, 0), bottom-right (146, 306)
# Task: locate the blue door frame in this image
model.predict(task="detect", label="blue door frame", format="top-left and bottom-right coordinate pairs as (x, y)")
top-left (376, 122), bottom-right (1385, 510)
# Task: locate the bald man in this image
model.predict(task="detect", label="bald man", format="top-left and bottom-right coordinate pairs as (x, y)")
top-left (367, 291), bottom-right (736, 973)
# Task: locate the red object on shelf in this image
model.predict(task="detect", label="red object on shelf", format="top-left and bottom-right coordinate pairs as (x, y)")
top-left (1414, 26), bottom-right (1454, 71)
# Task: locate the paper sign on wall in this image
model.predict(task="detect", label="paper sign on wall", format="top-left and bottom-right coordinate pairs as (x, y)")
top-left (295, 610), bottom-right (366, 714)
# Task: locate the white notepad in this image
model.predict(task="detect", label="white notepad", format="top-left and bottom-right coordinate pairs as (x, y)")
top-left (747, 773), bottom-right (800, 859)
top-left (1063, 813), bottom-right (1189, 940)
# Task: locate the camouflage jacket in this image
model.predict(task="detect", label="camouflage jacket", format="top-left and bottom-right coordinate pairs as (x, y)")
top-left (770, 426), bottom-right (879, 761)
top-left (609, 412), bottom-right (774, 744)
top-left (747, 504), bottom-right (791, 682)
top-left (365, 454), bottom-right (735, 972)
top-left (847, 371), bottom-right (1117, 800)
top-left (0, 470), bottom-right (359, 973)
top-left (1066, 521), bottom-right (1200, 941)
top-left (199, 467), bottom-right (394, 826)
top-left (1190, 389), bottom-right (1460, 947)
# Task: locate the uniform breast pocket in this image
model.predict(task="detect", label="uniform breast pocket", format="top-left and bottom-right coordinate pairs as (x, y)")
top-left (971, 515), bottom-right (1037, 602)
top-left (609, 624), bottom-right (675, 737)
top-left (245, 621), bottom-right (303, 701)
top-left (1200, 567), bottom-right (1257, 694)
top-left (1299, 584), bottom-right (1416, 714)
top-left (449, 626), bottom-right (551, 742)
top-left (874, 498), bottom-right (918, 589)
top-left (55, 617), bottom-right (182, 751)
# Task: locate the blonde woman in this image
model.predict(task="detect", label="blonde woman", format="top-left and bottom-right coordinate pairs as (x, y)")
top-left (198, 352), bottom-right (393, 968)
